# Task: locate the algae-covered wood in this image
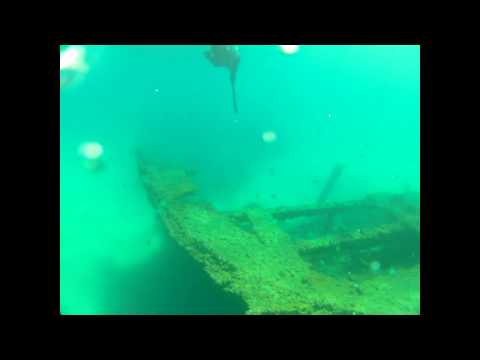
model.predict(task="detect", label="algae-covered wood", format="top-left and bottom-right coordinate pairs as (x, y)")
top-left (138, 155), bottom-right (420, 315)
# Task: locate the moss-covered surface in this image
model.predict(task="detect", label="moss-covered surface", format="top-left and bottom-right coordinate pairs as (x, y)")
top-left (138, 156), bottom-right (420, 315)
top-left (162, 201), bottom-right (360, 314)
top-left (137, 153), bottom-right (196, 206)
top-left (350, 265), bottom-right (420, 315)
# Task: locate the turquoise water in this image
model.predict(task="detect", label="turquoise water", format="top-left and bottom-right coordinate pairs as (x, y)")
top-left (60, 45), bottom-right (420, 315)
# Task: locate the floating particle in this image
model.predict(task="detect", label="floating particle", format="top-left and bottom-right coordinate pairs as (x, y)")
top-left (60, 46), bottom-right (89, 72)
top-left (279, 45), bottom-right (300, 55)
top-left (388, 267), bottom-right (397, 276)
top-left (262, 131), bottom-right (277, 143)
top-left (352, 283), bottom-right (363, 295)
top-left (78, 141), bottom-right (104, 171)
top-left (369, 260), bottom-right (381, 273)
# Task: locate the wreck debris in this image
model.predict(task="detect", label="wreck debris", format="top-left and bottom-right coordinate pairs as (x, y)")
top-left (295, 215), bottom-right (419, 256)
top-left (137, 153), bottom-right (420, 315)
top-left (137, 151), bottom-right (196, 206)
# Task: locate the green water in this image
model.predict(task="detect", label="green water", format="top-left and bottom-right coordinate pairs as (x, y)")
top-left (60, 45), bottom-right (420, 315)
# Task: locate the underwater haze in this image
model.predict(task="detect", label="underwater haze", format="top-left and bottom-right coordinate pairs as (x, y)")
top-left (60, 45), bottom-right (420, 315)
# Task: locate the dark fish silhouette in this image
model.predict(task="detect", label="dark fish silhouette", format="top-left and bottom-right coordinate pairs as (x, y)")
top-left (205, 45), bottom-right (240, 114)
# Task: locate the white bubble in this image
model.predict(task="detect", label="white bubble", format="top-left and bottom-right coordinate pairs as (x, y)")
top-left (262, 131), bottom-right (277, 143)
top-left (279, 45), bottom-right (300, 55)
top-left (154, 88), bottom-right (159, 93)
top-left (327, 113), bottom-right (332, 119)
top-left (78, 141), bottom-right (104, 171)
top-left (78, 142), bottom-right (103, 159)
top-left (60, 46), bottom-right (88, 73)
top-left (60, 46), bottom-right (90, 89)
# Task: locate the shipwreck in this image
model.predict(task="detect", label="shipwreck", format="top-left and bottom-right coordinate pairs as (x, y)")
top-left (137, 152), bottom-right (420, 315)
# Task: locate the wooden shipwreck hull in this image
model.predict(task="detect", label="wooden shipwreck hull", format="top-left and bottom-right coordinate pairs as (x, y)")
top-left (138, 154), bottom-right (420, 315)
